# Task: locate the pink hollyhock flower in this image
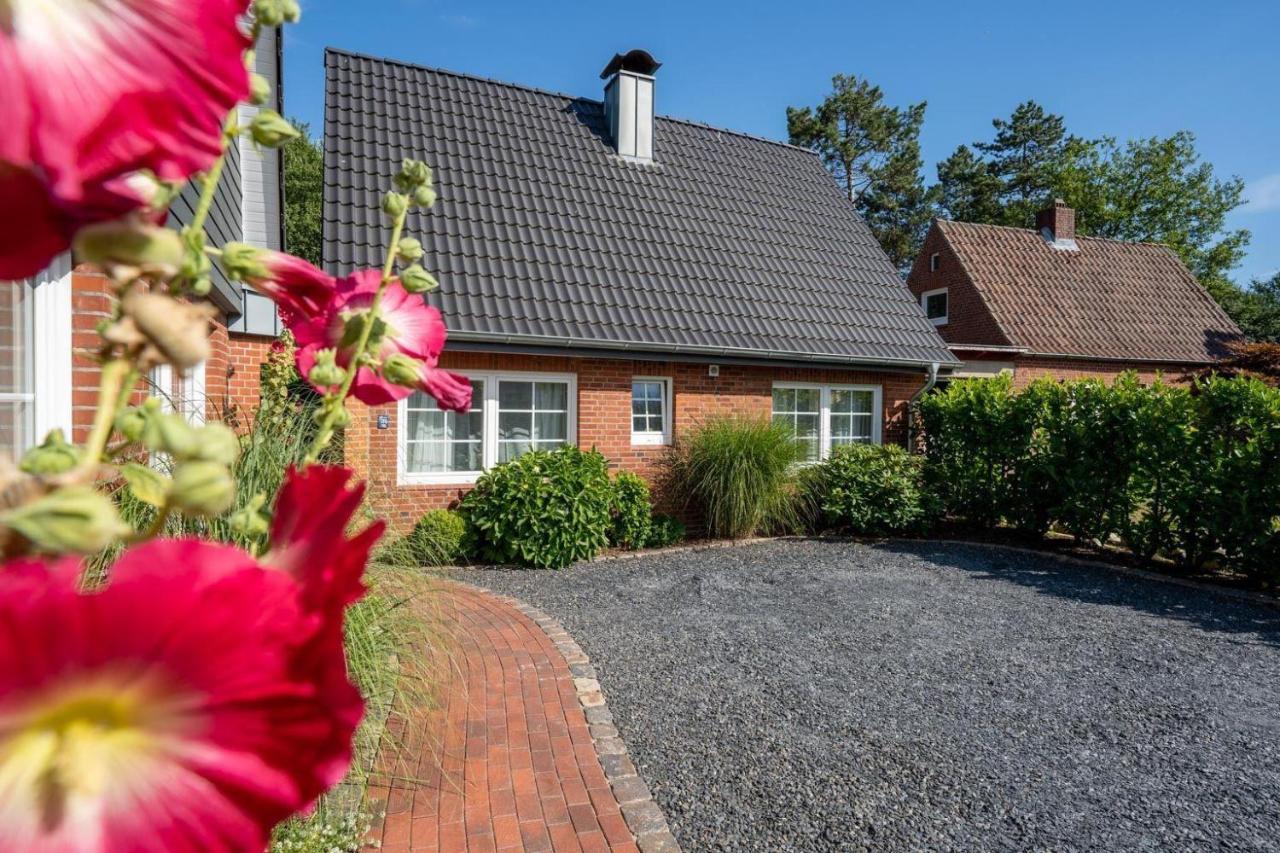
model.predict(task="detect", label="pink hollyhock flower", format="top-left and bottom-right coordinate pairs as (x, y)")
top-left (414, 358), bottom-right (475, 412)
top-left (293, 269), bottom-right (470, 410)
top-left (235, 248), bottom-right (337, 326)
top-left (0, 0), bottom-right (251, 278)
top-left (0, 538), bottom-right (364, 851)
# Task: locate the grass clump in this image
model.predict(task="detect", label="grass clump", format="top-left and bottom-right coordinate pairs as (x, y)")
top-left (405, 509), bottom-right (467, 566)
top-left (666, 416), bottom-right (806, 538)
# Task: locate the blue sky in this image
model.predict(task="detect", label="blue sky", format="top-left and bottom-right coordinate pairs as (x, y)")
top-left (285, 0), bottom-right (1280, 285)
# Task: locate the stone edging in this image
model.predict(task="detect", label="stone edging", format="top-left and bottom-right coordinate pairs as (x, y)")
top-left (459, 582), bottom-right (683, 853)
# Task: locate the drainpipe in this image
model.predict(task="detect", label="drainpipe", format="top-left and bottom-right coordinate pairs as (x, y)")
top-left (907, 362), bottom-right (940, 451)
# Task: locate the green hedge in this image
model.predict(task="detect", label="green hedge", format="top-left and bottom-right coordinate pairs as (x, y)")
top-left (917, 374), bottom-right (1280, 580)
top-left (805, 444), bottom-right (936, 535)
top-left (609, 471), bottom-right (653, 550)
top-left (405, 509), bottom-right (467, 566)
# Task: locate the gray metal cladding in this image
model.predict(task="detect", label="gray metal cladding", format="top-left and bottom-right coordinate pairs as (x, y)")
top-left (322, 49), bottom-right (956, 366)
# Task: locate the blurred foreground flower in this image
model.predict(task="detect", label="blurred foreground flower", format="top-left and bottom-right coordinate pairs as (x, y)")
top-left (0, 0), bottom-right (251, 277)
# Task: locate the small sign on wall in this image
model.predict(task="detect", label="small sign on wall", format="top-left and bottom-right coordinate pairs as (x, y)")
top-left (376, 413), bottom-right (391, 430)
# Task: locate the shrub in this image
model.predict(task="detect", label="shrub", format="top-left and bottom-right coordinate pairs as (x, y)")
top-left (405, 509), bottom-right (467, 566)
top-left (461, 446), bottom-right (614, 569)
top-left (666, 416), bottom-right (805, 538)
top-left (609, 471), bottom-right (653, 549)
top-left (645, 514), bottom-right (686, 548)
top-left (807, 444), bottom-right (935, 535)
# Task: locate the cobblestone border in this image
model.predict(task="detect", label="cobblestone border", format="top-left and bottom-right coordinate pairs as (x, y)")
top-left (461, 582), bottom-right (683, 853)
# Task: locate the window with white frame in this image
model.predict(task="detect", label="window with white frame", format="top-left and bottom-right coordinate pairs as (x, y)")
top-left (399, 372), bottom-right (576, 484)
top-left (929, 252), bottom-right (941, 272)
top-left (0, 282), bottom-right (36, 459)
top-left (631, 377), bottom-right (671, 445)
top-left (771, 383), bottom-right (882, 461)
top-left (921, 288), bottom-right (948, 325)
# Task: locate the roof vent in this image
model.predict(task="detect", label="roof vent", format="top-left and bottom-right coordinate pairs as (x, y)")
top-left (601, 49), bottom-right (660, 164)
top-left (1037, 198), bottom-right (1078, 251)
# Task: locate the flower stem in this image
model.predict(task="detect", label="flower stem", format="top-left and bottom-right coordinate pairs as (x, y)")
top-left (78, 359), bottom-right (131, 473)
top-left (300, 207), bottom-right (409, 466)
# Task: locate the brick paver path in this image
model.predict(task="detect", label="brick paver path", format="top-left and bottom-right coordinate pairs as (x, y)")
top-left (367, 584), bottom-right (639, 852)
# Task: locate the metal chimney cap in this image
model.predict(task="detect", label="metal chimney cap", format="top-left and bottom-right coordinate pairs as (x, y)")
top-left (600, 49), bottom-right (662, 79)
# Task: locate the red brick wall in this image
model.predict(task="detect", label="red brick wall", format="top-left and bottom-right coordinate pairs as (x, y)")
top-left (226, 333), bottom-right (275, 426)
top-left (70, 269), bottom-right (236, 440)
top-left (349, 349), bottom-right (930, 530)
top-left (1010, 355), bottom-right (1197, 389)
top-left (906, 225), bottom-right (1010, 349)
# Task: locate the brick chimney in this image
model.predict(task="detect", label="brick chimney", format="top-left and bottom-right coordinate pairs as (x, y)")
top-left (1037, 199), bottom-right (1076, 246)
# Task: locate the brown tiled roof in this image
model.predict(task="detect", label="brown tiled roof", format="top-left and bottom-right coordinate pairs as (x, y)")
top-left (936, 219), bottom-right (1242, 364)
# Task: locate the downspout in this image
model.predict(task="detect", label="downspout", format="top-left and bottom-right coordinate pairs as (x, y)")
top-left (907, 362), bottom-right (940, 451)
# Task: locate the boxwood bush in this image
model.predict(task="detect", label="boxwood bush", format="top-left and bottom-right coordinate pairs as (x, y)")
top-left (461, 446), bottom-right (613, 569)
top-left (609, 471), bottom-right (653, 550)
top-left (806, 444), bottom-right (935, 535)
top-left (405, 509), bottom-right (467, 566)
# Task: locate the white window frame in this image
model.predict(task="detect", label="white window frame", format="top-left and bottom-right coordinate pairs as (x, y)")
top-left (397, 370), bottom-right (577, 486)
top-left (921, 287), bottom-right (949, 326)
top-left (771, 382), bottom-right (882, 461)
top-left (2, 271), bottom-right (73, 460)
top-left (929, 252), bottom-right (941, 272)
top-left (630, 376), bottom-right (672, 446)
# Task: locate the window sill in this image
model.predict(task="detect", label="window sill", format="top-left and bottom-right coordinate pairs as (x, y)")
top-left (630, 433), bottom-right (670, 448)
top-left (929, 317), bottom-right (948, 326)
top-left (397, 472), bottom-right (482, 487)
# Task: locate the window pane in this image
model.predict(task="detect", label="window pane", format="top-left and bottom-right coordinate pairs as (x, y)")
top-left (405, 379), bottom-right (484, 473)
top-left (0, 281), bottom-right (34, 460)
top-left (831, 389), bottom-right (873, 415)
top-left (535, 382), bottom-right (567, 410)
top-left (498, 440), bottom-right (530, 463)
top-left (499, 411), bottom-right (531, 441)
top-left (795, 388), bottom-right (820, 412)
top-left (534, 412), bottom-right (567, 442)
top-left (633, 380), bottom-right (666, 436)
top-left (632, 399), bottom-right (647, 416)
top-left (831, 413), bottom-right (853, 441)
top-left (633, 414), bottom-right (647, 433)
top-left (795, 413), bottom-right (819, 439)
top-left (799, 437), bottom-right (820, 463)
top-left (852, 414), bottom-right (873, 442)
top-left (499, 381), bottom-right (532, 410)
top-left (771, 388), bottom-right (793, 412)
top-left (0, 400), bottom-right (32, 459)
top-left (926, 292), bottom-right (947, 319)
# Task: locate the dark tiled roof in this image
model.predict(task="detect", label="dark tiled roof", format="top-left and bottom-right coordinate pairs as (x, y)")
top-left (936, 219), bottom-right (1241, 364)
top-left (322, 49), bottom-right (956, 367)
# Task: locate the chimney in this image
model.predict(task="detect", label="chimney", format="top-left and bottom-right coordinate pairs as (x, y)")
top-left (600, 49), bottom-right (661, 163)
top-left (1036, 199), bottom-right (1077, 250)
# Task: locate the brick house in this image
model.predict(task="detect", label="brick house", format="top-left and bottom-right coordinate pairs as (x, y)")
top-left (2, 28), bottom-right (286, 454)
top-left (905, 200), bottom-right (1242, 388)
top-left (322, 48), bottom-right (957, 527)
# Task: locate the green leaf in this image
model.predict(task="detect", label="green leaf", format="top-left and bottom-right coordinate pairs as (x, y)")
top-left (121, 462), bottom-right (170, 507)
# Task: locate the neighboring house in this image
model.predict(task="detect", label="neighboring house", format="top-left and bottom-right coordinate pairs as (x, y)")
top-left (322, 48), bottom-right (956, 524)
top-left (906, 200), bottom-right (1242, 387)
top-left (1, 28), bottom-right (286, 459)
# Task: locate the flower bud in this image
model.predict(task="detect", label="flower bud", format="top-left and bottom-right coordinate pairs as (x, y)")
top-left (120, 462), bottom-right (170, 507)
top-left (399, 264), bottom-right (438, 294)
top-left (0, 487), bottom-right (127, 555)
top-left (190, 277), bottom-right (212, 297)
top-left (191, 423), bottom-right (241, 468)
top-left (150, 413), bottom-right (200, 459)
top-left (169, 462), bottom-right (236, 517)
top-left (394, 159), bottom-right (432, 190)
top-left (280, 0), bottom-right (301, 22)
top-left (308, 349), bottom-right (346, 388)
top-left (19, 430), bottom-right (80, 476)
top-left (396, 237), bottom-right (424, 264)
top-left (229, 494), bottom-right (271, 539)
top-left (73, 220), bottom-right (186, 281)
top-left (249, 110), bottom-right (300, 148)
top-left (381, 354), bottom-right (424, 388)
top-left (413, 185), bottom-right (438, 209)
top-left (115, 406), bottom-right (150, 442)
top-left (220, 242), bottom-right (269, 281)
top-left (381, 192), bottom-right (408, 219)
top-left (249, 73), bottom-right (272, 106)
top-left (253, 0), bottom-right (285, 26)
top-left (114, 290), bottom-right (215, 371)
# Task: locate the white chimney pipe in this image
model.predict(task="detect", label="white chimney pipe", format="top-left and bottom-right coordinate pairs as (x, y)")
top-left (601, 50), bottom-right (661, 164)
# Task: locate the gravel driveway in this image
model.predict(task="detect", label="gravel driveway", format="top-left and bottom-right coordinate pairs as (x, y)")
top-left (466, 540), bottom-right (1280, 851)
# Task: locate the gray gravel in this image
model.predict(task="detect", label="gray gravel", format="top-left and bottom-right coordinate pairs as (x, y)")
top-left (465, 540), bottom-right (1280, 851)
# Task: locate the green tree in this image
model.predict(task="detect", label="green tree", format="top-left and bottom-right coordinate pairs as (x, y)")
top-left (787, 75), bottom-right (933, 269)
top-left (282, 119), bottom-right (323, 266)
top-left (1214, 272), bottom-right (1280, 342)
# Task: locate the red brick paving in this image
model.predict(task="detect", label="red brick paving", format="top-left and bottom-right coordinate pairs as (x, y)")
top-left (366, 584), bottom-right (640, 852)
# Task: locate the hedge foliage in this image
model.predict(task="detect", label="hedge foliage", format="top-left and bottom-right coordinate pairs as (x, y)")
top-left (461, 446), bottom-right (614, 569)
top-left (805, 444), bottom-right (936, 535)
top-left (609, 471), bottom-right (653, 550)
top-left (917, 374), bottom-right (1280, 580)
top-left (405, 509), bottom-right (467, 566)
